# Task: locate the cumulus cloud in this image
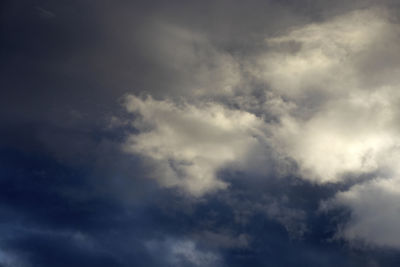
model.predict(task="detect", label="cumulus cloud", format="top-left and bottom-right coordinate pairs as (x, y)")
top-left (117, 6), bottom-right (400, 248)
top-left (249, 8), bottom-right (392, 98)
top-left (257, 7), bottom-right (400, 248)
top-left (270, 87), bottom-right (399, 183)
top-left (253, 8), bottom-right (400, 184)
top-left (12, 0), bottom-right (400, 265)
top-left (122, 95), bottom-right (269, 196)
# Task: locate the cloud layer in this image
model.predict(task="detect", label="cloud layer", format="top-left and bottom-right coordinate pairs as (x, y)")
top-left (5, 1), bottom-right (400, 265)
top-left (119, 7), bottom-right (400, 249)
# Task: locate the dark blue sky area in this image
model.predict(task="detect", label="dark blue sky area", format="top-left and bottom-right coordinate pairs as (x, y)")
top-left (2, 147), bottom-right (400, 267)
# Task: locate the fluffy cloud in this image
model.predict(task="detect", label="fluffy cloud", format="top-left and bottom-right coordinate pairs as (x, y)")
top-left (270, 87), bottom-right (399, 183)
top-left (119, 7), bottom-right (400, 248)
top-left (250, 8), bottom-right (393, 98)
top-left (255, 8), bottom-right (400, 184)
top-left (258, 7), bottom-right (400, 248)
top-left (122, 95), bottom-right (268, 196)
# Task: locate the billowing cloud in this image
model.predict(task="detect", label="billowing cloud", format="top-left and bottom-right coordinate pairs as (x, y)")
top-left (122, 95), bottom-right (269, 196)
top-left (126, 7), bottom-right (400, 186)
top-left (10, 0), bottom-right (400, 265)
top-left (250, 8), bottom-right (393, 98)
top-left (120, 7), bottom-right (400, 249)
top-left (270, 87), bottom-right (399, 183)
top-left (254, 8), bottom-right (400, 184)
top-left (259, 7), bottom-right (400, 248)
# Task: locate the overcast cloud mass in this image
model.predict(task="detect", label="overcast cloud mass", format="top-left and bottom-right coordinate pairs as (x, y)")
top-left (3, 0), bottom-right (400, 266)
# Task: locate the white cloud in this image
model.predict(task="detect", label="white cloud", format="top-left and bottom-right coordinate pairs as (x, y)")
top-left (246, 7), bottom-right (400, 248)
top-left (256, 7), bottom-right (400, 248)
top-left (123, 95), bottom-right (268, 196)
top-left (249, 8), bottom-right (392, 99)
top-left (270, 87), bottom-right (399, 183)
top-left (252, 8), bottom-right (400, 184)
top-left (119, 7), bottom-right (400, 248)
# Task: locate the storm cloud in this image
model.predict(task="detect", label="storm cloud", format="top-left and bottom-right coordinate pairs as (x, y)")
top-left (3, 0), bottom-right (400, 266)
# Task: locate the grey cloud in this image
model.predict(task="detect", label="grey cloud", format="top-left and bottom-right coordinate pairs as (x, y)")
top-left (113, 5), bottom-right (400, 248)
top-left (35, 7), bottom-right (56, 19)
top-left (5, 0), bottom-right (400, 264)
top-left (192, 231), bottom-right (250, 249)
top-left (0, 249), bottom-right (28, 267)
top-left (145, 238), bottom-right (223, 267)
top-left (324, 177), bottom-right (400, 248)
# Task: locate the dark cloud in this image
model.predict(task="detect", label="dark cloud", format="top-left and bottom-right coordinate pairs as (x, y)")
top-left (2, 0), bottom-right (400, 266)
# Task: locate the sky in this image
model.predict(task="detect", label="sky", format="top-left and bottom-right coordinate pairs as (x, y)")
top-left (2, 0), bottom-right (400, 266)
